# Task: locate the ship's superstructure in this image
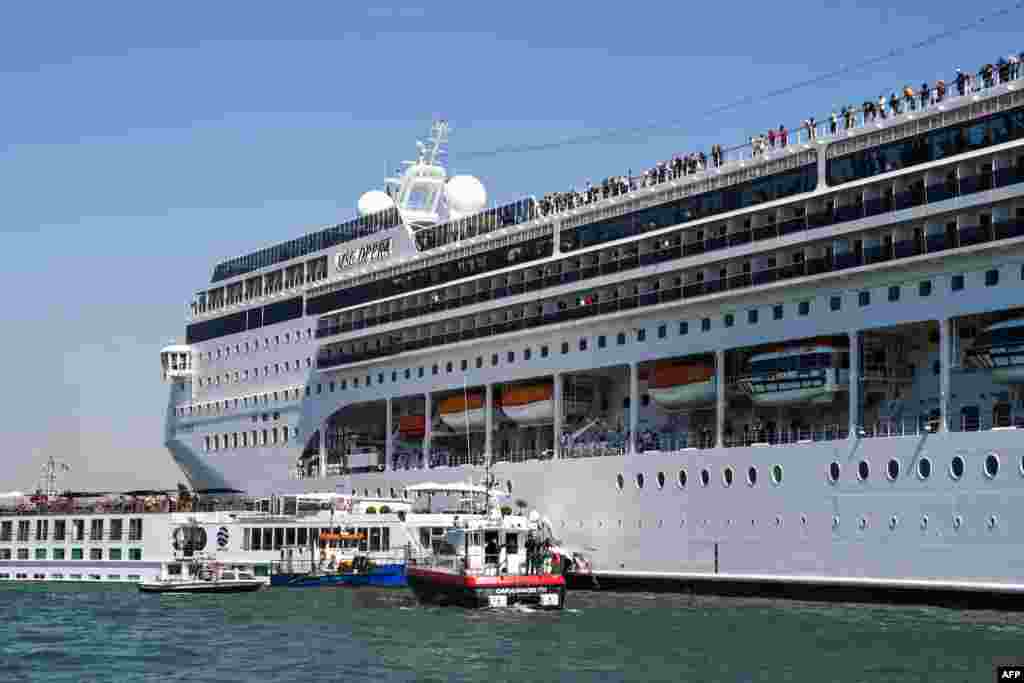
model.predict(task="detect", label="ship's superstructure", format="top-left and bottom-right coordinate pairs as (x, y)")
top-left (141, 68), bottom-right (1024, 597)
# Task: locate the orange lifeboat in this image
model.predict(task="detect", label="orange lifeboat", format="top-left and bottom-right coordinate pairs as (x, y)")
top-left (500, 383), bottom-right (554, 425)
top-left (647, 361), bottom-right (716, 410)
top-left (438, 392), bottom-right (493, 431)
top-left (398, 415), bottom-right (426, 438)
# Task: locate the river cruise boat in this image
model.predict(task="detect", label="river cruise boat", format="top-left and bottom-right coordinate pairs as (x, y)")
top-left (150, 53), bottom-right (1024, 607)
top-left (404, 482), bottom-right (566, 609)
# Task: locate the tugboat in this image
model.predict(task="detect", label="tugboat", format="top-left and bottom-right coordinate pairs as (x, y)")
top-left (139, 555), bottom-right (264, 594)
top-left (404, 481), bottom-right (566, 610)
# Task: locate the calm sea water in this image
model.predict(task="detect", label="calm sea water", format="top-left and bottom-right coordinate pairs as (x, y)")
top-left (1, 583), bottom-right (1019, 682)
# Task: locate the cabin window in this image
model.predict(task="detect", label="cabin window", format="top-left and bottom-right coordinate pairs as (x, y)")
top-left (724, 314), bottom-right (734, 328)
top-left (541, 346), bottom-right (549, 358)
top-left (830, 296), bottom-right (842, 311)
top-left (561, 342), bottom-right (569, 355)
top-left (598, 335), bottom-right (607, 349)
top-left (701, 318), bottom-right (711, 332)
top-left (679, 321), bottom-right (689, 335)
top-left (951, 274), bottom-right (965, 291)
top-left (919, 281), bottom-right (932, 297)
top-left (985, 269), bottom-right (1000, 286)
top-left (748, 310), bottom-right (759, 324)
top-left (523, 348), bottom-right (531, 361)
top-left (579, 338), bottom-right (587, 351)
top-left (859, 291), bottom-right (871, 307)
top-left (798, 301), bottom-right (810, 316)
top-left (658, 324), bottom-right (667, 338)
top-left (773, 305), bottom-right (784, 320)
top-left (888, 286), bottom-right (900, 302)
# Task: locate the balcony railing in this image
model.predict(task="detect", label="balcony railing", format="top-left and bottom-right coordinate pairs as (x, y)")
top-left (315, 168), bottom-right (1024, 352)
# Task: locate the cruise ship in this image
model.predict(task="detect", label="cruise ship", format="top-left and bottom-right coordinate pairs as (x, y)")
top-left (20, 60), bottom-right (1024, 600)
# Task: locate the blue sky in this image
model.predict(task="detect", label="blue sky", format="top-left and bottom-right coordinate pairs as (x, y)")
top-left (1, 1), bottom-right (1020, 491)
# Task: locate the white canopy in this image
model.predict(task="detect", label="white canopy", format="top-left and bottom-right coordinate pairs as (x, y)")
top-left (404, 482), bottom-right (507, 497)
top-left (296, 492), bottom-right (350, 501)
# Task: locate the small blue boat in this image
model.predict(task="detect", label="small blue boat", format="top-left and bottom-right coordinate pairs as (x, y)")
top-left (271, 561), bottom-right (406, 588)
top-left (270, 533), bottom-right (408, 588)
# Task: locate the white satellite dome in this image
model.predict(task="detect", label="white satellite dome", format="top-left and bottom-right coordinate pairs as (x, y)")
top-left (357, 190), bottom-right (396, 217)
top-left (445, 175), bottom-right (487, 218)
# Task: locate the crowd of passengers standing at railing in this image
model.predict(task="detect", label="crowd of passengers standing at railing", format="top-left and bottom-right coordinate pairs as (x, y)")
top-left (537, 50), bottom-right (1024, 220)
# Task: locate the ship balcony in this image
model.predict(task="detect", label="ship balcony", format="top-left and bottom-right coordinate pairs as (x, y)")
top-left (160, 344), bottom-right (193, 382)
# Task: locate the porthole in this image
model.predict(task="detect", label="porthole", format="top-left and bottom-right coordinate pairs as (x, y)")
top-left (857, 460), bottom-right (870, 481)
top-left (771, 464), bottom-right (783, 485)
top-left (747, 466), bottom-right (757, 487)
top-left (506, 480), bottom-right (513, 496)
top-left (722, 467), bottom-right (734, 487)
top-left (988, 515), bottom-right (998, 530)
top-left (677, 469), bottom-right (687, 488)
top-left (953, 515), bottom-right (963, 531)
top-left (636, 473), bottom-right (645, 490)
top-left (616, 474), bottom-right (624, 491)
top-left (832, 515), bottom-right (840, 530)
top-left (656, 471), bottom-right (666, 489)
top-left (917, 457), bottom-right (932, 480)
top-left (886, 459), bottom-right (900, 481)
top-left (828, 461), bottom-right (840, 484)
top-left (921, 515), bottom-right (929, 530)
top-left (700, 469), bottom-right (710, 487)
top-left (858, 517), bottom-right (867, 530)
top-left (889, 515), bottom-right (899, 530)
top-left (950, 455), bottom-right (965, 480)
top-left (984, 453), bottom-right (999, 479)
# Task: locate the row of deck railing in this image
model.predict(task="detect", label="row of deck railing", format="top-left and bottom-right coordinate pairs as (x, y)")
top-left (537, 67), bottom-right (1024, 218)
top-left (314, 187), bottom-right (1024, 365)
top-left (190, 68), bottom-right (1021, 321)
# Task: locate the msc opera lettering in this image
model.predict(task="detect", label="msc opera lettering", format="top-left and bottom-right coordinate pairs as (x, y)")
top-left (335, 238), bottom-right (392, 270)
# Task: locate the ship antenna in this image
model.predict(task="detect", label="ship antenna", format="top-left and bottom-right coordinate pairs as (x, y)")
top-left (38, 456), bottom-right (70, 498)
top-left (424, 119), bottom-right (449, 168)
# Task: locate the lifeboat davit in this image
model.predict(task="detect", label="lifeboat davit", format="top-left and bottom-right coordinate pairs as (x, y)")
top-left (438, 393), bottom-right (495, 432)
top-left (647, 361), bottom-right (716, 410)
top-left (398, 415), bottom-right (426, 438)
top-left (970, 318), bottom-right (1024, 384)
top-left (743, 337), bottom-right (849, 406)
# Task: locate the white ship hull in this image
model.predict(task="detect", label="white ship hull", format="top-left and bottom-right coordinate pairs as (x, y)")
top-left (501, 400), bottom-right (555, 426)
top-left (648, 381), bottom-right (716, 410)
top-left (748, 383), bottom-right (843, 406)
top-left (439, 408), bottom-right (490, 432)
top-left (180, 429), bottom-right (1024, 593)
